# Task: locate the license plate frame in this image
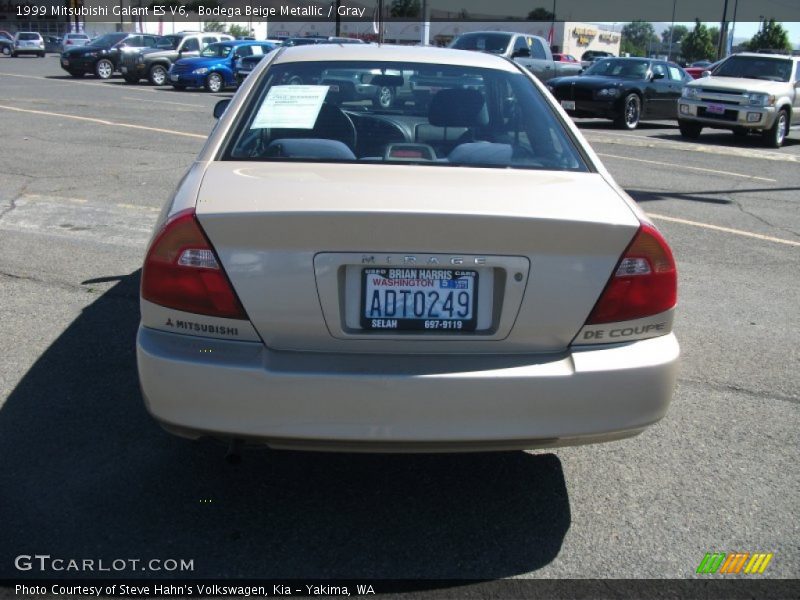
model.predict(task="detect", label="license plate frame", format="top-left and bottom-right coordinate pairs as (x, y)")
top-left (706, 103), bottom-right (726, 115)
top-left (560, 100), bottom-right (576, 110)
top-left (360, 267), bottom-right (479, 332)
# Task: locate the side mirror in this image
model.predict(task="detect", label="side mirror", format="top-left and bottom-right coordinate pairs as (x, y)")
top-left (701, 70), bottom-right (712, 77)
top-left (213, 99), bottom-right (230, 119)
top-left (512, 48), bottom-right (531, 58)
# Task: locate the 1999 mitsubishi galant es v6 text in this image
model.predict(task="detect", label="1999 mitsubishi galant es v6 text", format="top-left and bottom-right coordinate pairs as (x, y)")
top-left (136, 44), bottom-right (680, 453)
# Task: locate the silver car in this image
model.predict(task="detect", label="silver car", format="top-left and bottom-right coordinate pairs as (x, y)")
top-left (137, 44), bottom-right (679, 453)
top-left (61, 32), bottom-right (90, 51)
top-left (12, 32), bottom-right (44, 57)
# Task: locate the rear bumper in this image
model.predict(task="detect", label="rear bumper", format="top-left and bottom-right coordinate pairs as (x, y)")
top-left (137, 326), bottom-right (679, 452)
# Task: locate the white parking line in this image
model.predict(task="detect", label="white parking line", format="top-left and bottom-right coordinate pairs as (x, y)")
top-left (122, 96), bottom-right (207, 109)
top-left (0, 71), bottom-right (158, 92)
top-left (648, 213), bottom-right (800, 247)
top-left (598, 153), bottom-right (777, 182)
top-left (0, 104), bottom-right (207, 139)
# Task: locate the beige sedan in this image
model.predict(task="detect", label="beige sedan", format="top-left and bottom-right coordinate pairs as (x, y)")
top-left (137, 44), bottom-right (679, 453)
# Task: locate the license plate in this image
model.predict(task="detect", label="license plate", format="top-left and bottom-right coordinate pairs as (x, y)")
top-left (170, 74), bottom-right (179, 82)
top-left (120, 66), bottom-right (127, 73)
top-left (361, 268), bottom-right (478, 332)
top-left (561, 100), bottom-right (576, 110)
top-left (706, 103), bottom-right (726, 115)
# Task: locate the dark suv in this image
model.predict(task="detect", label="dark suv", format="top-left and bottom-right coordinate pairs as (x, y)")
top-left (119, 31), bottom-right (232, 85)
top-left (60, 33), bottom-right (166, 79)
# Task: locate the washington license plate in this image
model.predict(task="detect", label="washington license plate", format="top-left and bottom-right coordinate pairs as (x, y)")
top-left (361, 268), bottom-right (478, 332)
top-left (706, 103), bottom-right (726, 115)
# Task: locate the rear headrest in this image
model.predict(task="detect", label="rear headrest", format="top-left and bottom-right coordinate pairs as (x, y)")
top-left (428, 88), bottom-right (489, 127)
top-left (265, 138), bottom-right (356, 160)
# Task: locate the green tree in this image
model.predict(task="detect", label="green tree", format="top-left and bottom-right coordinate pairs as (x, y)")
top-left (661, 24), bottom-right (688, 45)
top-left (526, 7), bottom-right (554, 20)
top-left (228, 24), bottom-right (250, 38)
top-left (621, 21), bottom-right (658, 56)
top-left (390, 0), bottom-right (420, 18)
top-left (746, 19), bottom-right (792, 52)
top-left (203, 20), bottom-right (226, 32)
top-left (708, 26), bottom-right (720, 48)
top-left (681, 19), bottom-right (715, 63)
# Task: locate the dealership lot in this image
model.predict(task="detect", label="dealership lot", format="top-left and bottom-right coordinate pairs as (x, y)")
top-left (0, 55), bottom-right (797, 580)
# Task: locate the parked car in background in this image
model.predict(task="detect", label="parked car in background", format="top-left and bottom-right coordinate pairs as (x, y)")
top-left (450, 32), bottom-right (583, 81)
top-left (581, 50), bottom-right (615, 69)
top-left (678, 52), bottom-right (800, 147)
top-left (44, 36), bottom-right (62, 53)
top-left (60, 32), bottom-right (166, 79)
top-left (685, 59), bottom-right (722, 79)
top-left (12, 32), bottom-right (45, 57)
top-left (553, 53), bottom-right (579, 63)
top-left (169, 40), bottom-right (277, 92)
top-left (120, 31), bottom-right (233, 85)
top-left (547, 57), bottom-right (692, 129)
top-left (61, 32), bottom-right (90, 51)
top-left (137, 44), bottom-right (678, 454)
top-left (690, 60), bottom-right (712, 67)
top-left (0, 31), bottom-right (13, 57)
top-left (281, 37), bottom-right (328, 47)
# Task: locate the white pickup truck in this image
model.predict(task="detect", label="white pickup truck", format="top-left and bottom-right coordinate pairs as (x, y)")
top-left (450, 31), bottom-right (583, 82)
top-left (677, 52), bottom-right (800, 148)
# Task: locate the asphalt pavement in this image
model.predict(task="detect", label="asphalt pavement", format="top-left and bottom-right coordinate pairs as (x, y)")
top-left (0, 55), bottom-right (798, 582)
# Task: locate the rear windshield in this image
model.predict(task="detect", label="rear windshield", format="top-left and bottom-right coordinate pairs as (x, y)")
top-left (712, 56), bottom-right (793, 82)
top-left (224, 60), bottom-right (587, 172)
top-left (451, 33), bottom-right (511, 54)
top-left (18, 33), bottom-right (41, 41)
top-left (66, 34), bottom-right (89, 40)
top-left (89, 33), bottom-right (127, 47)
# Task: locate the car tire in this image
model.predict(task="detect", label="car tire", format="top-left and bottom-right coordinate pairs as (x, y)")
top-left (123, 74), bottom-right (139, 84)
top-left (678, 121), bottom-right (702, 139)
top-left (1, 46), bottom-right (10, 57)
top-left (615, 93), bottom-right (641, 130)
top-left (95, 58), bottom-right (113, 79)
top-left (762, 109), bottom-right (788, 149)
top-left (67, 70), bottom-right (84, 78)
top-left (205, 72), bottom-right (224, 93)
top-left (372, 86), bottom-right (395, 109)
top-left (148, 64), bottom-right (167, 86)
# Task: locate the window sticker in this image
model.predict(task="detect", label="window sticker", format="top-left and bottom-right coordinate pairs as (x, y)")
top-left (250, 85), bottom-right (329, 130)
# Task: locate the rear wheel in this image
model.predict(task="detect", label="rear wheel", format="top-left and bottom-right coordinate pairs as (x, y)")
top-left (205, 72), bottom-right (224, 93)
top-left (678, 121), bottom-right (702, 139)
top-left (95, 58), bottom-right (113, 79)
top-left (615, 93), bottom-right (641, 130)
top-left (1, 46), bottom-right (10, 56)
top-left (762, 109), bottom-right (788, 148)
top-left (148, 64), bottom-right (167, 86)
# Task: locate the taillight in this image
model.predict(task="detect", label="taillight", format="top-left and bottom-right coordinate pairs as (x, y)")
top-left (586, 223), bottom-right (677, 324)
top-left (141, 208), bottom-right (247, 320)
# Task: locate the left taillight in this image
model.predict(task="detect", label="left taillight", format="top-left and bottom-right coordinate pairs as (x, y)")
top-left (141, 208), bottom-right (247, 320)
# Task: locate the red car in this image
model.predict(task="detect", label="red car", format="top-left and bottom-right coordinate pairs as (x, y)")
top-left (553, 53), bottom-right (579, 63)
top-left (685, 60), bottom-right (722, 79)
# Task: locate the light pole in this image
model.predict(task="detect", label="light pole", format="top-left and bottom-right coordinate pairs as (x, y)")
top-left (667, 0), bottom-right (676, 61)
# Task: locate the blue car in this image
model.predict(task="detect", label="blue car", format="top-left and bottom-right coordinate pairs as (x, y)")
top-left (168, 40), bottom-right (277, 92)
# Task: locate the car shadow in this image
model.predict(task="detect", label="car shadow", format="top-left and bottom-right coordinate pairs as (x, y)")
top-left (0, 271), bottom-right (571, 580)
top-left (575, 120), bottom-right (679, 131)
top-left (650, 131), bottom-right (800, 149)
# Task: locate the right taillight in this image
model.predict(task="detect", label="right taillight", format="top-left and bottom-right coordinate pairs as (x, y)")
top-left (141, 208), bottom-right (247, 320)
top-left (586, 223), bottom-right (677, 324)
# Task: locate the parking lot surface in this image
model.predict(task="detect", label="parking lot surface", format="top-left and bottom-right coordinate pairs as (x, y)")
top-left (0, 55), bottom-right (798, 580)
